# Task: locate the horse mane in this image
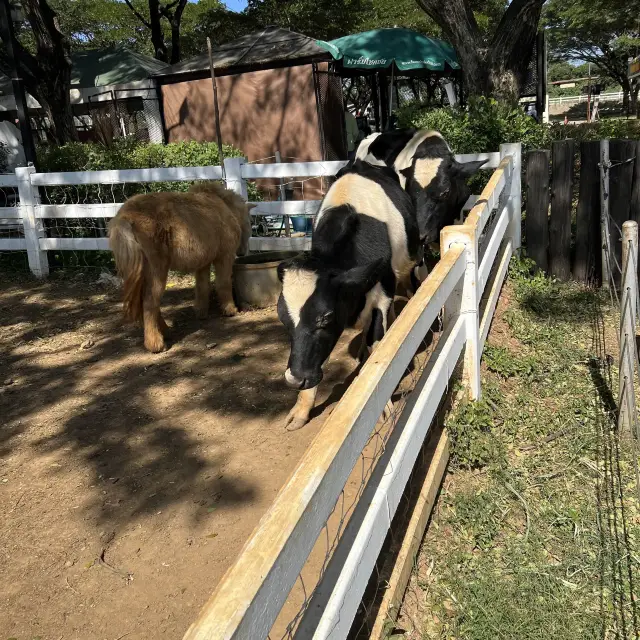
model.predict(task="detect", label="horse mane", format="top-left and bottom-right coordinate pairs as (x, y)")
top-left (189, 181), bottom-right (247, 214)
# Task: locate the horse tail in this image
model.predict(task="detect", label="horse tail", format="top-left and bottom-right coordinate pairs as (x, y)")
top-left (109, 216), bottom-right (145, 323)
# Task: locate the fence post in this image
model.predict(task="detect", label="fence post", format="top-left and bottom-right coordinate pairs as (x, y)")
top-left (223, 156), bottom-right (248, 200)
top-left (549, 139), bottom-right (575, 281)
top-left (600, 139), bottom-right (611, 290)
top-left (441, 225), bottom-right (481, 400)
top-left (525, 149), bottom-right (550, 272)
top-left (500, 142), bottom-right (522, 252)
top-left (619, 220), bottom-right (638, 436)
top-left (15, 165), bottom-right (48, 278)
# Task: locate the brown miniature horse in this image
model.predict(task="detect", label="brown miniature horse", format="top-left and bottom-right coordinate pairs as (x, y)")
top-left (109, 182), bottom-right (254, 353)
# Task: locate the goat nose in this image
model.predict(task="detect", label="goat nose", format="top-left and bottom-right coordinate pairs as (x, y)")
top-left (285, 369), bottom-right (304, 389)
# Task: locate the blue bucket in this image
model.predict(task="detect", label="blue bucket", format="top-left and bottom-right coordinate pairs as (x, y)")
top-left (291, 216), bottom-right (313, 234)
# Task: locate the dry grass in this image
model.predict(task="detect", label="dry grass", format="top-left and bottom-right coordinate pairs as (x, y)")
top-left (393, 259), bottom-right (640, 640)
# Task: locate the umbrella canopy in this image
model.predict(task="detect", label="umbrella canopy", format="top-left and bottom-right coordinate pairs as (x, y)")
top-left (316, 28), bottom-right (459, 72)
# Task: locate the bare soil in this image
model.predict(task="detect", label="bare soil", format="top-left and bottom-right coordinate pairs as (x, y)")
top-left (0, 272), bottom-right (361, 640)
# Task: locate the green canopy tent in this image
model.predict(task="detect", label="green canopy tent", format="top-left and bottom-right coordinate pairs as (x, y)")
top-left (316, 28), bottom-right (461, 129)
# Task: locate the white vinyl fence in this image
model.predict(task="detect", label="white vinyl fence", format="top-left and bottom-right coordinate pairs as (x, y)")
top-left (1, 150), bottom-right (508, 278)
top-left (175, 143), bottom-right (521, 640)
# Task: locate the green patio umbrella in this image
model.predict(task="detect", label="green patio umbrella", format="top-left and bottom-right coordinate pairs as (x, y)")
top-left (316, 28), bottom-right (460, 72)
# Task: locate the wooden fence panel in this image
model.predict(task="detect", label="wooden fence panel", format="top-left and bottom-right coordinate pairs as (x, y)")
top-left (609, 139), bottom-right (637, 279)
top-left (549, 140), bottom-right (575, 281)
top-left (526, 150), bottom-right (550, 272)
top-left (574, 141), bottom-right (601, 284)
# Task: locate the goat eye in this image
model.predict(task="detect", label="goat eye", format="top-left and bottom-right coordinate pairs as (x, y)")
top-left (316, 312), bottom-right (334, 328)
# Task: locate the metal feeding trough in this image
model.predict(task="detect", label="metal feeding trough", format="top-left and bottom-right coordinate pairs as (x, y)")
top-left (233, 250), bottom-right (299, 308)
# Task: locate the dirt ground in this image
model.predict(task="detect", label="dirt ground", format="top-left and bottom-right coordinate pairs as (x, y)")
top-left (0, 271), bottom-right (363, 640)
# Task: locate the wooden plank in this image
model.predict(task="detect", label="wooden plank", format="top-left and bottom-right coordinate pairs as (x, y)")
top-left (0, 238), bottom-right (27, 250)
top-left (0, 206), bottom-right (21, 219)
top-left (609, 139), bottom-right (637, 282)
top-left (368, 428), bottom-right (450, 640)
top-left (480, 239), bottom-right (513, 350)
top-left (0, 174), bottom-right (19, 187)
top-left (39, 237), bottom-right (109, 250)
top-left (478, 203), bottom-right (509, 294)
top-left (36, 203), bottom-right (121, 219)
top-left (307, 317), bottom-right (466, 639)
top-left (573, 141), bottom-right (601, 283)
top-left (31, 164), bottom-right (224, 186)
top-left (250, 200), bottom-right (321, 216)
top-left (248, 236), bottom-right (311, 252)
top-left (241, 161), bottom-right (347, 179)
top-left (526, 150), bottom-right (550, 272)
top-left (465, 156), bottom-right (511, 234)
top-left (549, 140), bottom-right (574, 281)
top-left (293, 319), bottom-right (464, 638)
top-left (181, 246), bottom-right (466, 640)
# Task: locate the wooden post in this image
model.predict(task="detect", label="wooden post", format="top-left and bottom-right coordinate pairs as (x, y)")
top-left (549, 139), bottom-right (574, 281)
top-left (600, 139), bottom-right (611, 289)
top-left (275, 150), bottom-right (291, 237)
top-left (525, 150), bottom-right (550, 272)
top-left (574, 141), bottom-right (601, 284)
top-left (15, 165), bottom-right (48, 278)
top-left (441, 224), bottom-right (481, 400)
top-left (500, 142), bottom-right (522, 251)
top-left (619, 220), bottom-right (638, 435)
top-left (609, 139), bottom-right (636, 284)
top-left (224, 156), bottom-right (248, 200)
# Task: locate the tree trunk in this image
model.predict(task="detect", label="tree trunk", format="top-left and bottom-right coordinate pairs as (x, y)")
top-left (149, 0), bottom-right (168, 62)
top-left (416, 0), bottom-right (545, 102)
top-left (17, 0), bottom-right (78, 143)
top-left (168, 0), bottom-right (188, 64)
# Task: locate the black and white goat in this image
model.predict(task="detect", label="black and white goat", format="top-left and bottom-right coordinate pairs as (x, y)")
top-left (357, 129), bottom-right (486, 288)
top-left (277, 160), bottom-right (420, 431)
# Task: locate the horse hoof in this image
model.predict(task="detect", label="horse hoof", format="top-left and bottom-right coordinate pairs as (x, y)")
top-left (284, 414), bottom-right (309, 432)
top-left (221, 305), bottom-right (238, 317)
top-left (144, 338), bottom-right (166, 353)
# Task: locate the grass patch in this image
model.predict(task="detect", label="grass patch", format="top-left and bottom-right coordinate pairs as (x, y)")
top-left (398, 258), bottom-right (640, 640)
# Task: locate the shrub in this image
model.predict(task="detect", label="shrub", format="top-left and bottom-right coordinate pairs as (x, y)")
top-left (397, 97), bottom-right (640, 154)
top-left (397, 97), bottom-right (550, 154)
top-left (37, 139), bottom-right (261, 201)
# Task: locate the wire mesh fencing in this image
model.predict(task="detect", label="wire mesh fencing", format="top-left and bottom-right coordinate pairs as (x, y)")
top-left (0, 183), bottom-right (28, 272)
top-left (266, 312), bottom-right (446, 639)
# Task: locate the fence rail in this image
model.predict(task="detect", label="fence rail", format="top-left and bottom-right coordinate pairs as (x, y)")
top-left (0, 153), bottom-right (503, 277)
top-left (178, 143), bottom-right (521, 639)
top-left (548, 91), bottom-right (625, 106)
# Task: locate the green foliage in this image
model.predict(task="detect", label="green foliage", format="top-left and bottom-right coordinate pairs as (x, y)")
top-left (483, 345), bottom-right (538, 380)
top-left (446, 396), bottom-right (506, 469)
top-left (449, 489), bottom-right (504, 549)
top-left (397, 97), bottom-right (549, 154)
top-left (398, 97), bottom-right (640, 158)
top-left (37, 139), bottom-right (261, 200)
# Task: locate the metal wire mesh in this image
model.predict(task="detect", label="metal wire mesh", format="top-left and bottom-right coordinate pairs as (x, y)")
top-left (0, 184), bottom-right (27, 271)
top-left (266, 312), bottom-right (445, 639)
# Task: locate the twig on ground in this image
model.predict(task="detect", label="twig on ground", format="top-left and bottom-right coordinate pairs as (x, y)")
top-left (65, 576), bottom-right (79, 595)
top-left (519, 423), bottom-right (575, 452)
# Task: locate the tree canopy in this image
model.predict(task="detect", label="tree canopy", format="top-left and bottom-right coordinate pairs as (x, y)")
top-left (544, 0), bottom-right (640, 106)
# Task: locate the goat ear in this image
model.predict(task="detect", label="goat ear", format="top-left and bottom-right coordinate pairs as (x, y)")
top-left (277, 252), bottom-right (310, 282)
top-left (454, 159), bottom-right (487, 178)
top-left (334, 259), bottom-right (384, 294)
top-left (247, 203), bottom-right (258, 211)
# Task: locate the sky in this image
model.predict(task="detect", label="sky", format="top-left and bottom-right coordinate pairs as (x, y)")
top-left (222, 0), bottom-right (248, 11)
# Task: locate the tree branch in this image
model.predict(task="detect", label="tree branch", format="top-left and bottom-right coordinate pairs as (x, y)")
top-left (123, 0), bottom-right (151, 28)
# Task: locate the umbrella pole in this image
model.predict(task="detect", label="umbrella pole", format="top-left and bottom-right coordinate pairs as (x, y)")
top-left (207, 37), bottom-right (225, 171)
